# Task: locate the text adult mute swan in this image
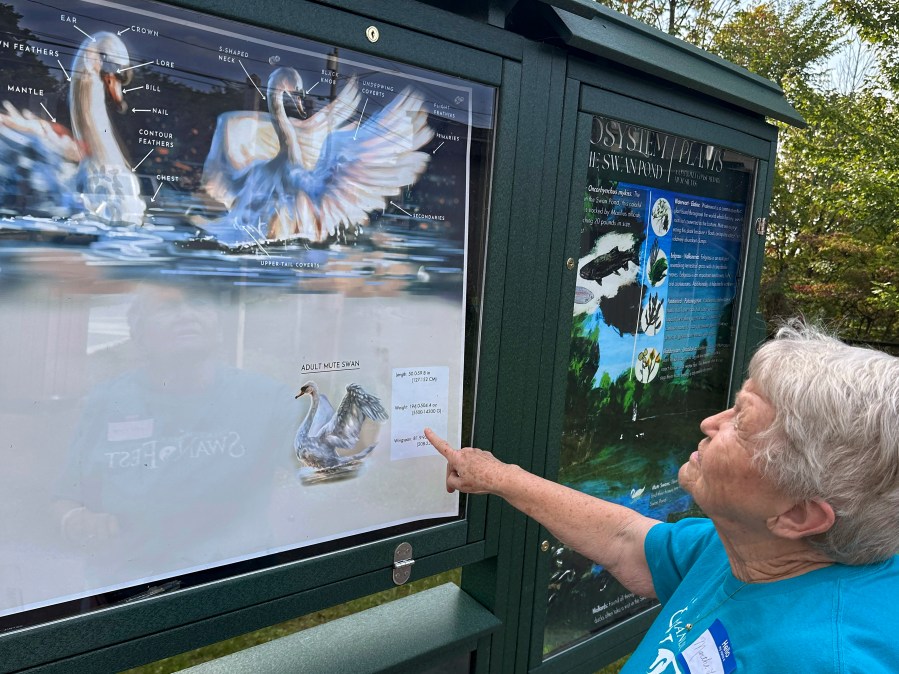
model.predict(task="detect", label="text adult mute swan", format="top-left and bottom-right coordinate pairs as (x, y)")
top-left (294, 380), bottom-right (388, 473)
top-left (0, 32), bottom-right (145, 225)
top-left (202, 69), bottom-right (434, 244)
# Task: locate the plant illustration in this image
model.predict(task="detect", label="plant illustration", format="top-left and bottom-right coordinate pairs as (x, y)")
top-left (652, 199), bottom-right (671, 233)
top-left (643, 293), bottom-right (663, 333)
top-left (647, 240), bottom-right (668, 285)
top-left (637, 347), bottom-right (662, 382)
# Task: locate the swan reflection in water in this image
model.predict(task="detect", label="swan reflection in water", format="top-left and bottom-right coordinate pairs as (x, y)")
top-left (293, 380), bottom-right (388, 484)
top-left (202, 68), bottom-right (434, 245)
top-left (0, 32), bottom-right (145, 225)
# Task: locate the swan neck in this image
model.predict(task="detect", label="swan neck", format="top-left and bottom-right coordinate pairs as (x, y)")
top-left (70, 72), bottom-right (125, 167)
top-left (271, 91), bottom-right (303, 165)
top-left (296, 389), bottom-right (318, 440)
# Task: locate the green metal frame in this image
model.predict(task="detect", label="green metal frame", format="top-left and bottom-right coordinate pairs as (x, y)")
top-left (0, 2), bottom-right (514, 672)
top-left (519, 60), bottom-right (782, 673)
top-left (179, 583), bottom-right (501, 674)
top-left (0, 0), bottom-right (796, 671)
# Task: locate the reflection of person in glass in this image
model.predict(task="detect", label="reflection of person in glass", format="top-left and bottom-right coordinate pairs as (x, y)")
top-left (427, 322), bottom-right (899, 673)
top-left (55, 283), bottom-right (299, 579)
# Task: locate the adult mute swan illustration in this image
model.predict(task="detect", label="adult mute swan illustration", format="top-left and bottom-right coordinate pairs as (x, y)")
top-left (293, 381), bottom-right (388, 476)
top-left (0, 32), bottom-right (145, 225)
top-left (202, 68), bottom-right (434, 244)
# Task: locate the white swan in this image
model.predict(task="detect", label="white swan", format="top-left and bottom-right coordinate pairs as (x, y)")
top-left (293, 380), bottom-right (388, 471)
top-left (202, 69), bottom-right (434, 244)
top-left (0, 32), bottom-right (145, 225)
top-left (70, 32), bottom-right (145, 225)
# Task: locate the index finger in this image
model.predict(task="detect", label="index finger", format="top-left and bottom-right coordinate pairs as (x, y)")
top-left (424, 427), bottom-right (456, 459)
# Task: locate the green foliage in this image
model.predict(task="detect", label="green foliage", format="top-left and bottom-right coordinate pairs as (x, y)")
top-left (599, 0), bottom-right (743, 49)
top-left (761, 82), bottom-right (899, 339)
top-left (711, 1), bottom-right (841, 87)
top-left (562, 314), bottom-right (604, 465)
top-left (832, 0), bottom-right (899, 89)
top-left (560, 310), bottom-right (730, 476)
top-left (621, 376), bottom-right (636, 414)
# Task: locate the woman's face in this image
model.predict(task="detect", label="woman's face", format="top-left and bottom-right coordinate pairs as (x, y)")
top-left (678, 379), bottom-right (792, 532)
top-left (131, 285), bottom-right (221, 360)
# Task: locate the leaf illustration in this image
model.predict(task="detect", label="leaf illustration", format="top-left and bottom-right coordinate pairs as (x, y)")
top-left (649, 256), bottom-right (668, 285)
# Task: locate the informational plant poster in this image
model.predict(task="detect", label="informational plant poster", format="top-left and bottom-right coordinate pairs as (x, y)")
top-left (543, 115), bottom-right (754, 656)
top-left (0, 0), bottom-right (494, 627)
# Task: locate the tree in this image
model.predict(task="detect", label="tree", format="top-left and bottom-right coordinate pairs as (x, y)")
top-left (714, 2), bottom-right (899, 340)
top-left (711, 0), bottom-right (841, 87)
top-left (596, 0), bottom-right (899, 341)
top-left (762, 87), bottom-right (899, 339)
top-left (601, 0), bottom-right (742, 49)
top-left (832, 0), bottom-right (899, 89)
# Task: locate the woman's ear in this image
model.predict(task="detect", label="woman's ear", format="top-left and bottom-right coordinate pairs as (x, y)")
top-left (768, 498), bottom-right (835, 539)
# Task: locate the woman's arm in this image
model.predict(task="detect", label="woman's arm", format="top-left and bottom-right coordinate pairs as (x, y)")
top-left (425, 428), bottom-right (661, 598)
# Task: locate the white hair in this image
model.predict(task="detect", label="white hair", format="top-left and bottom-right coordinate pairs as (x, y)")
top-left (749, 320), bottom-right (899, 565)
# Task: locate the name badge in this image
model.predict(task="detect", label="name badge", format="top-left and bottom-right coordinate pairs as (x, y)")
top-left (107, 418), bottom-right (154, 441)
top-left (675, 619), bottom-right (736, 674)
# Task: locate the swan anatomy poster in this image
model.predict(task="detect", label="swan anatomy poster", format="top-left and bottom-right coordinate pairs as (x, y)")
top-left (543, 116), bottom-right (754, 655)
top-left (0, 0), bottom-right (493, 626)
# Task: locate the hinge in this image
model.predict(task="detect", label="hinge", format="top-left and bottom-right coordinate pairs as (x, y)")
top-left (392, 542), bottom-right (415, 585)
top-left (755, 217), bottom-right (768, 236)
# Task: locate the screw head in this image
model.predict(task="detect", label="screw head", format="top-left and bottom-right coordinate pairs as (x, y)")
top-left (366, 25), bottom-right (380, 43)
top-left (540, 540), bottom-right (550, 552)
top-left (566, 257), bottom-right (575, 270)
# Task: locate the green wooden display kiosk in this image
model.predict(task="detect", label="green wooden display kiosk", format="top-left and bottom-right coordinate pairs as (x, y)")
top-left (0, 0), bottom-right (801, 672)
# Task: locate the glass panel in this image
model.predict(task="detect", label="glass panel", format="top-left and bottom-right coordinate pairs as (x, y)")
top-left (543, 114), bottom-right (756, 658)
top-left (0, 0), bottom-right (494, 630)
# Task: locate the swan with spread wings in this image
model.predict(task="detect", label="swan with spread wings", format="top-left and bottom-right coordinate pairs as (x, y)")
top-left (293, 381), bottom-right (388, 478)
top-left (0, 32), bottom-right (145, 225)
top-left (202, 68), bottom-right (433, 244)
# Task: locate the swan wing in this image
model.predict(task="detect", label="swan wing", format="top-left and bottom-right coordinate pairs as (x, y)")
top-left (309, 392), bottom-right (336, 436)
top-left (291, 77), bottom-right (362, 171)
top-left (318, 384), bottom-right (388, 447)
top-left (0, 102), bottom-right (81, 162)
top-left (0, 102), bottom-right (83, 216)
top-left (202, 111), bottom-right (280, 207)
top-left (297, 87), bottom-right (434, 239)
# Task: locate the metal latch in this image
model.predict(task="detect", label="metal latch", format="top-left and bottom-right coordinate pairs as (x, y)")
top-left (755, 217), bottom-right (768, 236)
top-left (393, 542), bottom-right (415, 585)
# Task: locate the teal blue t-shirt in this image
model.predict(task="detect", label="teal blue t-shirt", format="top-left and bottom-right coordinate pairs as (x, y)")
top-left (620, 518), bottom-right (899, 674)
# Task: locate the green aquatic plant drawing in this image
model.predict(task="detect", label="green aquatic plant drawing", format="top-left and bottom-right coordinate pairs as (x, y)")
top-left (649, 256), bottom-right (668, 285)
top-left (648, 240), bottom-right (668, 285)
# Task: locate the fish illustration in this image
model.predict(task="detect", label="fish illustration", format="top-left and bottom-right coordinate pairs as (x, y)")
top-left (574, 285), bottom-right (595, 304)
top-left (579, 245), bottom-right (639, 282)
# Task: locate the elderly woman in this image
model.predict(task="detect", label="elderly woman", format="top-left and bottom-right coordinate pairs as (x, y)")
top-left (425, 323), bottom-right (899, 673)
